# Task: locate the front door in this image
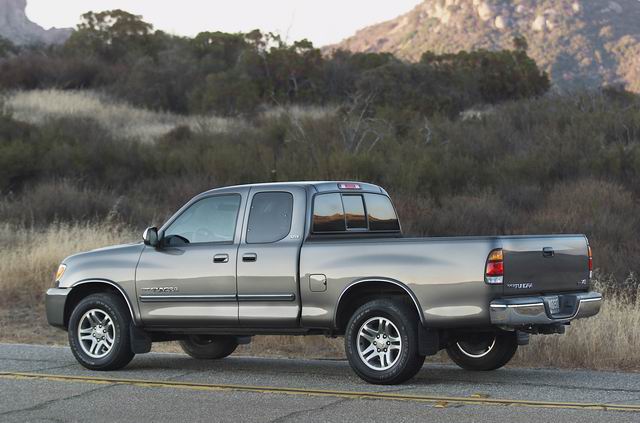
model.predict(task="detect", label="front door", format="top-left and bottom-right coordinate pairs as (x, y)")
top-left (136, 192), bottom-right (246, 326)
top-left (236, 187), bottom-right (306, 327)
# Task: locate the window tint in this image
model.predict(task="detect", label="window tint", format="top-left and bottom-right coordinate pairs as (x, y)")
top-left (364, 194), bottom-right (400, 231)
top-left (342, 195), bottom-right (367, 229)
top-left (164, 195), bottom-right (241, 244)
top-left (313, 193), bottom-right (346, 232)
top-left (246, 192), bottom-right (293, 243)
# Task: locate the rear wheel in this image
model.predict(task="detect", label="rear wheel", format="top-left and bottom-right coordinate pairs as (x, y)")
top-left (345, 299), bottom-right (425, 385)
top-left (179, 335), bottom-right (238, 360)
top-left (446, 330), bottom-right (517, 371)
top-left (68, 293), bottom-right (135, 371)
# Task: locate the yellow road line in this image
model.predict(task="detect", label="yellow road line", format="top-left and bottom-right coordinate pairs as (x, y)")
top-left (1, 371), bottom-right (639, 412)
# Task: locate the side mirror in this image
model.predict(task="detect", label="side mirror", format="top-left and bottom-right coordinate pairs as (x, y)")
top-left (143, 227), bottom-right (159, 247)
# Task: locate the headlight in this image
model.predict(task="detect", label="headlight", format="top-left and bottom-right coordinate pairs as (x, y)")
top-left (55, 264), bottom-right (67, 282)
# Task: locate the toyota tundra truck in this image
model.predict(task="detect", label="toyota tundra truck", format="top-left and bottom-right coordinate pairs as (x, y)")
top-left (45, 181), bottom-right (602, 384)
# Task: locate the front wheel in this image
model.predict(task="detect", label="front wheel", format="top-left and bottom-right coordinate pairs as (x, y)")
top-left (179, 335), bottom-right (238, 360)
top-left (446, 330), bottom-right (517, 371)
top-left (68, 293), bottom-right (135, 371)
top-left (345, 299), bottom-right (425, 385)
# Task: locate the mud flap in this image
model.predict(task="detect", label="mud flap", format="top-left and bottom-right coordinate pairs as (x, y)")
top-left (235, 336), bottom-right (252, 345)
top-left (418, 326), bottom-right (440, 356)
top-left (130, 324), bottom-right (152, 354)
top-left (516, 330), bottom-right (530, 345)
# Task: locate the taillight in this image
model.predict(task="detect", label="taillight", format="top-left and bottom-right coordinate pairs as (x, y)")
top-left (588, 245), bottom-right (593, 278)
top-left (485, 248), bottom-right (503, 285)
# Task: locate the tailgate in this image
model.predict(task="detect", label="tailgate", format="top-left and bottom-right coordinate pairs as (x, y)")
top-left (501, 235), bottom-right (589, 296)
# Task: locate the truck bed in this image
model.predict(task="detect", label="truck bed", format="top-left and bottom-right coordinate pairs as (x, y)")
top-left (299, 234), bottom-right (590, 329)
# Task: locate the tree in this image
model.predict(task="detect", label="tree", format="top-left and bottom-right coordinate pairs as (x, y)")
top-left (0, 36), bottom-right (17, 58)
top-left (63, 10), bottom-right (159, 61)
top-left (512, 35), bottom-right (529, 52)
top-left (421, 48), bottom-right (550, 105)
top-left (194, 71), bottom-right (261, 116)
top-left (262, 35), bottom-right (325, 104)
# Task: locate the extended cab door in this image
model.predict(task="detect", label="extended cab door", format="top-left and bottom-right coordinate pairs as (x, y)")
top-left (236, 186), bottom-right (306, 327)
top-left (135, 189), bottom-right (248, 326)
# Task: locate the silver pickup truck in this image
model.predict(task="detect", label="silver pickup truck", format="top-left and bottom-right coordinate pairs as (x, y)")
top-left (45, 181), bottom-right (602, 384)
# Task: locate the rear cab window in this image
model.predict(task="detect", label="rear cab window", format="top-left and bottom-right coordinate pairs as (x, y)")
top-left (343, 195), bottom-right (367, 229)
top-left (312, 192), bottom-right (400, 234)
top-left (312, 193), bottom-right (345, 232)
top-left (364, 194), bottom-right (400, 231)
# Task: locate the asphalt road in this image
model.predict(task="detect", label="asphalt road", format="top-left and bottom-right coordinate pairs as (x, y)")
top-left (1, 343), bottom-right (639, 422)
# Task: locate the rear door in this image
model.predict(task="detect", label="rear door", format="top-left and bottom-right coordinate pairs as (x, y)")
top-left (501, 235), bottom-right (589, 296)
top-left (236, 187), bottom-right (306, 327)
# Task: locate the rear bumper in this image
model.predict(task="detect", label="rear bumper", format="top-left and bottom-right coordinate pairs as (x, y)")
top-left (490, 291), bottom-right (602, 327)
top-left (45, 288), bottom-right (69, 329)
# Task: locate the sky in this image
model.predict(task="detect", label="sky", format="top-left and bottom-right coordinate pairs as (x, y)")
top-left (26, 0), bottom-right (422, 46)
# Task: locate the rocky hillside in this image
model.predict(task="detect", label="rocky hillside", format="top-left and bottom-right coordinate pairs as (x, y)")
top-left (331, 0), bottom-right (640, 92)
top-left (0, 0), bottom-right (71, 45)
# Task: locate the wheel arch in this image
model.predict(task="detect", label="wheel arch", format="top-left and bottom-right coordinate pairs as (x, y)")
top-left (64, 279), bottom-right (137, 328)
top-left (333, 278), bottom-right (426, 332)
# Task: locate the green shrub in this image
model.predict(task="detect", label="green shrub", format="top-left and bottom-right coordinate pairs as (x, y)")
top-left (1, 87), bottom-right (640, 286)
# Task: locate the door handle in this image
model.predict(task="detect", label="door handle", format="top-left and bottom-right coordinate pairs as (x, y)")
top-left (242, 253), bottom-right (257, 262)
top-left (213, 253), bottom-right (229, 263)
top-left (542, 247), bottom-right (554, 258)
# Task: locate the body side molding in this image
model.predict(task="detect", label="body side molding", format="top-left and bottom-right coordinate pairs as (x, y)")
top-left (139, 294), bottom-right (237, 303)
top-left (237, 294), bottom-right (296, 302)
top-left (139, 294), bottom-right (297, 303)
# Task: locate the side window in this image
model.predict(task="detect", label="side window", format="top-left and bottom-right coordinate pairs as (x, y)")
top-left (312, 193), bottom-right (346, 232)
top-left (164, 194), bottom-right (241, 244)
top-left (342, 195), bottom-right (367, 229)
top-left (364, 194), bottom-right (400, 231)
top-left (246, 192), bottom-right (293, 243)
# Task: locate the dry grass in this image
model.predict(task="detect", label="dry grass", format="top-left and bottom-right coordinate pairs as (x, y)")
top-left (0, 222), bottom-right (637, 370)
top-left (3, 90), bottom-right (337, 143)
top-left (515, 289), bottom-right (640, 371)
top-left (261, 104), bottom-right (337, 121)
top-left (4, 89), bottom-right (243, 142)
top-left (0, 220), bottom-right (136, 305)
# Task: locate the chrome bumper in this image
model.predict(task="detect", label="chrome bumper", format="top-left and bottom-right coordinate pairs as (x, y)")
top-left (490, 291), bottom-right (602, 327)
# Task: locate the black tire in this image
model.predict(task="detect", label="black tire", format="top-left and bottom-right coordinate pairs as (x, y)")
top-left (344, 299), bottom-right (425, 385)
top-left (68, 293), bottom-right (135, 371)
top-left (179, 335), bottom-right (238, 360)
top-left (446, 330), bottom-right (517, 371)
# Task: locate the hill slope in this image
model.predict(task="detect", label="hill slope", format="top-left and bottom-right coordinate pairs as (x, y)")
top-left (330, 0), bottom-right (640, 92)
top-left (0, 0), bottom-right (71, 45)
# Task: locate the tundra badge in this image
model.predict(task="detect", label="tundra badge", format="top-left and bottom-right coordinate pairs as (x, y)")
top-left (141, 287), bottom-right (179, 293)
top-left (506, 282), bottom-right (534, 289)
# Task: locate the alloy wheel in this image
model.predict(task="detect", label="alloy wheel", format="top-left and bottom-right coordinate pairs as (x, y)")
top-left (77, 308), bottom-right (116, 359)
top-left (357, 316), bottom-right (402, 371)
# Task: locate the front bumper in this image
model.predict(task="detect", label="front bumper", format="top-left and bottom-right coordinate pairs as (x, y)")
top-left (490, 291), bottom-right (602, 327)
top-left (45, 288), bottom-right (70, 329)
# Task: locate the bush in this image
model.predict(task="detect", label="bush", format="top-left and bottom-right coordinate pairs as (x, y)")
top-left (1, 86), bottom-right (640, 284)
top-left (0, 180), bottom-right (132, 225)
top-left (0, 54), bottom-right (102, 90)
top-left (193, 71), bottom-right (261, 116)
top-left (530, 179), bottom-right (640, 282)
